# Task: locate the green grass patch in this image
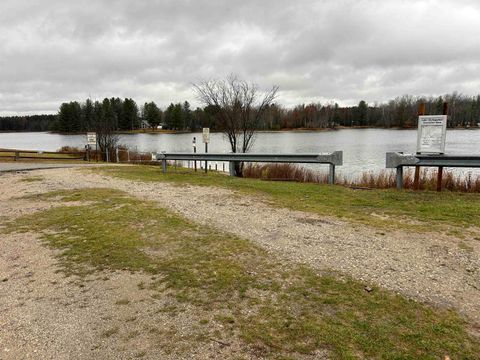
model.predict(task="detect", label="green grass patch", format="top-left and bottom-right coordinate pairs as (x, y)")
top-left (3, 188), bottom-right (480, 359)
top-left (94, 165), bottom-right (480, 232)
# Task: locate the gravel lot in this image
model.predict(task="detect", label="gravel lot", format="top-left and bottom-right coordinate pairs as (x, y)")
top-left (1, 167), bottom-right (479, 358)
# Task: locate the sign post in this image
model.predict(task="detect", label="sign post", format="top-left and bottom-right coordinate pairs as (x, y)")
top-left (86, 132), bottom-right (97, 162)
top-left (414, 103), bottom-right (448, 191)
top-left (192, 137), bottom-right (197, 172)
top-left (202, 128), bottom-right (210, 173)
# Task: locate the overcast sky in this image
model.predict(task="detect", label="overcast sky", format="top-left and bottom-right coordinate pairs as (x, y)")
top-left (1, 0), bottom-right (480, 115)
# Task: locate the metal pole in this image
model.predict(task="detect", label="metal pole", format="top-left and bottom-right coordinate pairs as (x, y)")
top-left (328, 164), bottom-right (335, 184)
top-left (414, 102), bottom-right (425, 190)
top-left (106, 148), bottom-right (109, 163)
top-left (193, 137), bottom-right (197, 172)
top-left (437, 102), bottom-right (448, 192)
top-left (205, 142), bottom-right (208, 173)
top-left (162, 159), bottom-right (167, 173)
top-left (115, 147), bottom-right (119, 163)
top-left (396, 166), bottom-right (404, 190)
top-left (127, 150), bottom-right (130, 163)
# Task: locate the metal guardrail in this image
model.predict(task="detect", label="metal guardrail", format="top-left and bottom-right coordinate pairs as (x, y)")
top-left (386, 152), bottom-right (480, 190)
top-left (155, 151), bottom-right (343, 184)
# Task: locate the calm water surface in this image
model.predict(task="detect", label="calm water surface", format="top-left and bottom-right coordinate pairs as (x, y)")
top-left (1, 129), bottom-right (479, 178)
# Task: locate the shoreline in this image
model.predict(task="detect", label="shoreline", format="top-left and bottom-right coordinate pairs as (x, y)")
top-left (1, 126), bottom-right (479, 135)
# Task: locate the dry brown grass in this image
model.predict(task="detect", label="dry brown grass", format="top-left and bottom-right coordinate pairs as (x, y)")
top-left (116, 145), bottom-right (152, 163)
top-left (243, 163), bottom-right (480, 192)
top-left (243, 163), bottom-right (329, 183)
top-left (57, 146), bottom-right (84, 154)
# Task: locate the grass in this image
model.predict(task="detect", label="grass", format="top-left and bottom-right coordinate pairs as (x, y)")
top-left (3, 188), bottom-right (480, 359)
top-left (93, 165), bottom-right (480, 232)
top-left (243, 163), bottom-right (480, 192)
top-left (20, 175), bottom-right (44, 182)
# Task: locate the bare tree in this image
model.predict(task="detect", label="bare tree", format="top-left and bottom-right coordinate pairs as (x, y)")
top-left (193, 74), bottom-right (278, 176)
top-left (95, 99), bottom-right (120, 161)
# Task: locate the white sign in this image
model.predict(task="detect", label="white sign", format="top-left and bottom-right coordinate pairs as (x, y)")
top-left (416, 115), bottom-right (447, 153)
top-left (202, 128), bottom-right (210, 143)
top-left (86, 132), bottom-right (97, 145)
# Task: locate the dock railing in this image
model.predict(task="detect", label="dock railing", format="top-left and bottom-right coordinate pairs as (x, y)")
top-left (386, 152), bottom-right (480, 190)
top-left (155, 151), bottom-right (343, 184)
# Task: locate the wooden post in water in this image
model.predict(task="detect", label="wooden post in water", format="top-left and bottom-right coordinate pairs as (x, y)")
top-left (414, 103), bottom-right (426, 190)
top-left (436, 102), bottom-right (448, 192)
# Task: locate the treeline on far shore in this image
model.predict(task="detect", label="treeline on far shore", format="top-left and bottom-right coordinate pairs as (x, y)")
top-left (0, 114), bottom-right (57, 132)
top-left (1, 92), bottom-right (480, 133)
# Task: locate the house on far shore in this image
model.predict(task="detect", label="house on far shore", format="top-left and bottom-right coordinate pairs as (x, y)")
top-left (140, 120), bottom-right (164, 130)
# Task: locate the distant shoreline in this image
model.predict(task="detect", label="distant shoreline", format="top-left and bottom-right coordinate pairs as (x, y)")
top-left (0, 126), bottom-right (478, 135)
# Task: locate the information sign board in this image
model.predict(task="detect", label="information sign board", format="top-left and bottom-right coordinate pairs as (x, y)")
top-left (86, 132), bottom-right (97, 146)
top-left (416, 115), bottom-right (447, 153)
top-left (202, 128), bottom-right (210, 143)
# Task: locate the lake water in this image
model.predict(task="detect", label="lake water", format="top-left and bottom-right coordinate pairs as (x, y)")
top-left (1, 129), bottom-right (479, 178)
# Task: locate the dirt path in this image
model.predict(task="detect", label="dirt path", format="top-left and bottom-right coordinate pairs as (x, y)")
top-left (1, 167), bottom-right (479, 358)
top-left (0, 170), bottom-right (253, 359)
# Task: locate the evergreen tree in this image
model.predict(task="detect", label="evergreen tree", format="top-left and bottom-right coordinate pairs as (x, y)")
top-left (123, 98), bottom-right (139, 129)
top-left (82, 99), bottom-right (95, 131)
top-left (172, 103), bottom-right (183, 130)
top-left (58, 101), bottom-right (82, 132)
top-left (357, 100), bottom-right (368, 126)
top-left (183, 101), bottom-right (193, 130)
top-left (164, 103), bottom-right (175, 129)
top-left (142, 102), bottom-right (161, 129)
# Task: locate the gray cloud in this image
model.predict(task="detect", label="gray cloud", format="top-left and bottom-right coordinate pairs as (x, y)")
top-left (1, 0), bottom-right (480, 114)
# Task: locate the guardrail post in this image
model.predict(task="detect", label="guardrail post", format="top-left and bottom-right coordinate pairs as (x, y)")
top-left (396, 166), bottom-right (404, 190)
top-left (328, 164), bottom-right (335, 184)
top-left (162, 159), bottom-right (167, 173)
top-left (14, 151), bottom-right (19, 161)
top-left (115, 148), bottom-right (119, 163)
top-left (437, 166), bottom-right (443, 192)
top-left (229, 161), bottom-right (235, 176)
